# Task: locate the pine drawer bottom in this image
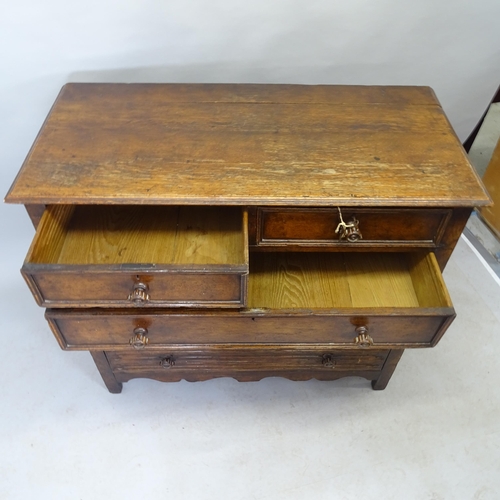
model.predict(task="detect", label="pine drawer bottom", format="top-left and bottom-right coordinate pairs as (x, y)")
top-left (90, 346), bottom-right (405, 393)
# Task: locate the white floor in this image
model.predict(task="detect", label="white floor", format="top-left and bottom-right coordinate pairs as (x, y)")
top-left (1, 208), bottom-right (500, 499)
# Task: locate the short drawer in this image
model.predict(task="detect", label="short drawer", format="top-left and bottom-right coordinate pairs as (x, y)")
top-left (23, 205), bottom-right (248, 308)
top-left (105, 346), bottom-right (390, 383)
top-left (256, 207), bottom-right (452, 248)
top-left (46, 251), bottom-right (455, 350)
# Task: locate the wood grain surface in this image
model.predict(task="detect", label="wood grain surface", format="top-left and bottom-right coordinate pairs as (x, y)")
top-left (257, 207), bottom-right (451, 245)
top-left (28, 205), bottom-right (246, 266)
top-left (479, 138), bottom-right (500, 238)
top-left (7, 83), bottom-right (475, 392)
top-left (5, 83), bottom-right (490, 207)
top-left (248, 252), bottom-right (449, 309)
top-left (44, 251), bottom-right (454, 349)
top-left (46, 307), bottom-right (454, 349)
top-left (22, 205), bottom-right (249, 308)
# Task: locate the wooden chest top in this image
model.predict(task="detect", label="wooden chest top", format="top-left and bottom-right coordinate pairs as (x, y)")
top-left (5, 83), bottom-right (489, 207)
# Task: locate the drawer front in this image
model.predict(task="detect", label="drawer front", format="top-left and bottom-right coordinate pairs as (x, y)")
top-left (256, 208), bottom-right (452, 247)
top-left (23, 205), bottom-right (249, 308)
top-left (105, 346), bottom-right (389, 378)
top-left (46, 309), bottom-right (455, 350)
top-left (24, 269), bottom-right (247, 308)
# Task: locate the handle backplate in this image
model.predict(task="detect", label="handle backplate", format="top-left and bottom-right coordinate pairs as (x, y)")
top-left (129, 327), bottom-right (149, 350)
top-left (160, 356), bottom-right (175, 368)
top-left (128, 282), bottom-right (150, 304)
top-left (322, 354), bottom-right (336, 368)
top-left (353, 326), bottom-right (374, 347)
top-left (335, 207), bottom-right (362, 242)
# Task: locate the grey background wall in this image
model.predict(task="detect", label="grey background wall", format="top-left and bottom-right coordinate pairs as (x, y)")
top-left (1, 0), bottom-right (499, 256)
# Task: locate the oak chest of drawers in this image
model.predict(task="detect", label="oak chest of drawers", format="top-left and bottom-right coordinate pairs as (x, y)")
top-left (5, 83), bottom-right (490, 392)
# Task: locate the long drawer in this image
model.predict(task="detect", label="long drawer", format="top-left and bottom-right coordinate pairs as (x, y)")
top-left (105, 346), bottom-right (390, 383)
top-left (22, 205), bottom-right (249, 308)
top-left (254, 207), bottom-right (452, 248)
top-left (46, 251), bottom-right (455, 350)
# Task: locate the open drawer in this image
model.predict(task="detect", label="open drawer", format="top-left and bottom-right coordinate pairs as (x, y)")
top-left (45, 251), bottom-right (455, 350)
top-left (22, 205), bottom-right (249, 308)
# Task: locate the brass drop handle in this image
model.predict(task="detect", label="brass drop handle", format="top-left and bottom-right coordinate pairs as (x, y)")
top-left (128, 282), bottom-right (150, 304)
top-left (160, 356), bottom-right (175, 368)
top-left (335, 207), bottom-right (362, 242)
top-left (353, 326), bottom-right (374, 347)
top-left (129, 327), bottom-right (149, 349)
top-left (322, 354), bottom-right (336, 368)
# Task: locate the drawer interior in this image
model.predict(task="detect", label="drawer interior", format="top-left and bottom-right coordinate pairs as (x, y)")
top-left (248, 252), bottom-right (452, 309)
top-left (27, 205), bottom-right (248, 267)
top-left (45, 251), bottom-right (454, 349)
